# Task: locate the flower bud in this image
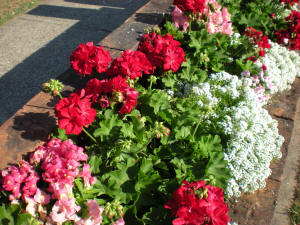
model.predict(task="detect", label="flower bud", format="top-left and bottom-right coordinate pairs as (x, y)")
top-left (42, 79), bottom-right (63, 96)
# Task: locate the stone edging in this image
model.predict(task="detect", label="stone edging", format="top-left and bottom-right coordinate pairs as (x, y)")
top-left (271, 97), bottom-right (300, 225)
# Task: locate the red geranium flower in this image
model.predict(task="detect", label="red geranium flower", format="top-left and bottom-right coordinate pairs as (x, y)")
top-left (275, 11), bottom-right (300, 50)
top-left (244, 27), bottom-right (271, 59)
top-left (85, 78), bottom-right (111, 103)
top-left (108, 50), bottom-right (153, 79)
top-left (83, 76), bottom-right (139, 114)
top-left (139, 32), bottom-right (186, 72)
top-left (173, 0), bottom-right (206, 14)
top-left (281, 0), bottom-right (299, 6)
top-left (55, 89), bottom-right (96, 135)
top-left (165, 180), bottom-right (230, 225)
top-left (70, 42), bottom-right (111, 76)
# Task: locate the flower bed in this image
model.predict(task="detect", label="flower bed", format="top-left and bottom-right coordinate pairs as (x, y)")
top-left (0, 0), bottom-right (300, 224)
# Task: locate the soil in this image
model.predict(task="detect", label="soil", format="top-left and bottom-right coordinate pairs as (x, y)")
top-left (227, 77), bottom-right (300, 225)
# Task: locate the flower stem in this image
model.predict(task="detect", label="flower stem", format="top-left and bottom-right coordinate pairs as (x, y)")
top-left (57, 92), bottom-right (63, 100)
top-left (82, 127), bottom-right (97, 143)
top-left (192, 120), bottom-right (201, 141)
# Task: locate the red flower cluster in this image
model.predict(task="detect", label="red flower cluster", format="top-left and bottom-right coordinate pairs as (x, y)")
top-left (275, 10), bottom-right (300, 50)
top-left (108, 49), bottom-right (153, 80)
top-left (1, 161), bottom-right (39, 201)
top-left (244, 27), bottom-right (271, 57)
top-left (55, 89), bottom-right (97, 135)
top-left (165, 180), bottom-right (230, 225)
top-left (173, 0), bottom-right (206, 14)
top-left (70, 42), bottom-right (111, 76)
top-left (85, 76), bottom-right (139, 115)
top-left (139, 32), bottom-right (186, 72)
top-left (281, 0), bottom-right (299, 6)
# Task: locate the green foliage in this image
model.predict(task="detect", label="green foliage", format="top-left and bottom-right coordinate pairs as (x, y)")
top-left (94, 109), bottom-right (123, 138)
top-left (0, 204), bottom-right (39, 225)
top-left (163, 21), bottom-right (185, 41)
top-left (220, 0), bottom-right (288, 39)
top-left (182, 30), bottom-right (259, 79)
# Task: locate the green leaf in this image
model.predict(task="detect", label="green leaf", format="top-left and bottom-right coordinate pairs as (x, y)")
top-left (135, 158), bottom-right (161, 192)
top-left (0, 204), bottom-right (20, 225)
top-left (16, 214), bottom-right (33, 225)
top-left (94, 110), bottom-right (123, 137)
top-left (174, 126), bottom-right (191, 140)
top-left (123, 205), bottom-right (144, 225)
top-left (195, 135), bottom-right (223, 158)
top-left (171, 157), bottom-right (191, 181)
top-left (148, 91), bottom-right (171, 115)
top-left (163, 21), bottom-right (184, 40)
top-left (205, 151), bottom-right (230, 189)
top-left (88, 155), bottom-right (102, 174)
top-left (142, 206), bottom-right (173, 225)
top-left (120, 123), bottom-right (136, 139)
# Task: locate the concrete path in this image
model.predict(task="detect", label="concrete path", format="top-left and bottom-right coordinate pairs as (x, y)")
top-left (0, 0), bottom-right (149, 125)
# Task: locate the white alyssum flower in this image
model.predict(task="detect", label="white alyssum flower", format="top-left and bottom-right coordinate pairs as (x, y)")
top-left (258, 41), bottom-right (300, 94)
top-left (228, 222), bottom-right (239, 225)
top-left (189, 71), bottom-right (284, 197)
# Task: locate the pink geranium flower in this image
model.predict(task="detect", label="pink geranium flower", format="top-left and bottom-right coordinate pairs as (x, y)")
top-left (86, 200), bottom-right (104, 224)
top-left (171, 7), bottom-right (190, 32)
top-left (79, 164), bottom-right (97, 188)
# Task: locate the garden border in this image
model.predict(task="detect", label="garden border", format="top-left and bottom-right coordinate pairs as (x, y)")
top-left (0, 1), bottom-right (300, 224)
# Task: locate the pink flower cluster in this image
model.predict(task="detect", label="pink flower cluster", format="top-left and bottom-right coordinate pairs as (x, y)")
top-left (275, 10), bottom-right (300, 50)
top-left (70, 42), bottom-right (112, 76)
top-left (33, 139), bottom-right (97, 224)
top-left (171, 7), bottom-right (190, 32)
top-left (165, 180), bottom-right (230, 225)
top-left (203, 0), bottom-right (233, 36)
top-left (32, 139), bottom-right (96, 193)
top-left (55, 89), bottom-right (97, 135)
top-left (139, 32), bottom-right (186, 72)
top-left (171, 0), bottom-right (233, 36)
top-left (1, 139), bottom-right (99, 224)
top-left (1, 160), bottom-right (39, 201)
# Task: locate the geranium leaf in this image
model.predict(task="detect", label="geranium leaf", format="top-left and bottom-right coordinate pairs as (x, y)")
top-left (148, 91), bottom-right (171, 115)
top-left (135, 158), bottom-right (161, 192)
top-left (123, 205), bottom-right (144, 225)
top-left (94, 110), bottom-right (123, 137)
top-left (142, 206), bottom-right (173, 224)
top-left (16, 214), bottom-right (33, 225)
top-left (88, 155), bottom-right (102, 174)
top-left (205, 151), bottom-right (230, 189)
top-left (120, 123), bottom-right (136, 139)
top-left (0, 204), bottom-right (20, 225)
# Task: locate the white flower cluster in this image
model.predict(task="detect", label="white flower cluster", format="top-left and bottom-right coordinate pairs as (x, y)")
top-left (228, 222), bottom-right (239, 225)
top-left (257, 41), bottom-right (300, 94)
top-left (190, 71), bottom-right (284, 197)
top-left (229, 33), bottom-right (241, 45)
